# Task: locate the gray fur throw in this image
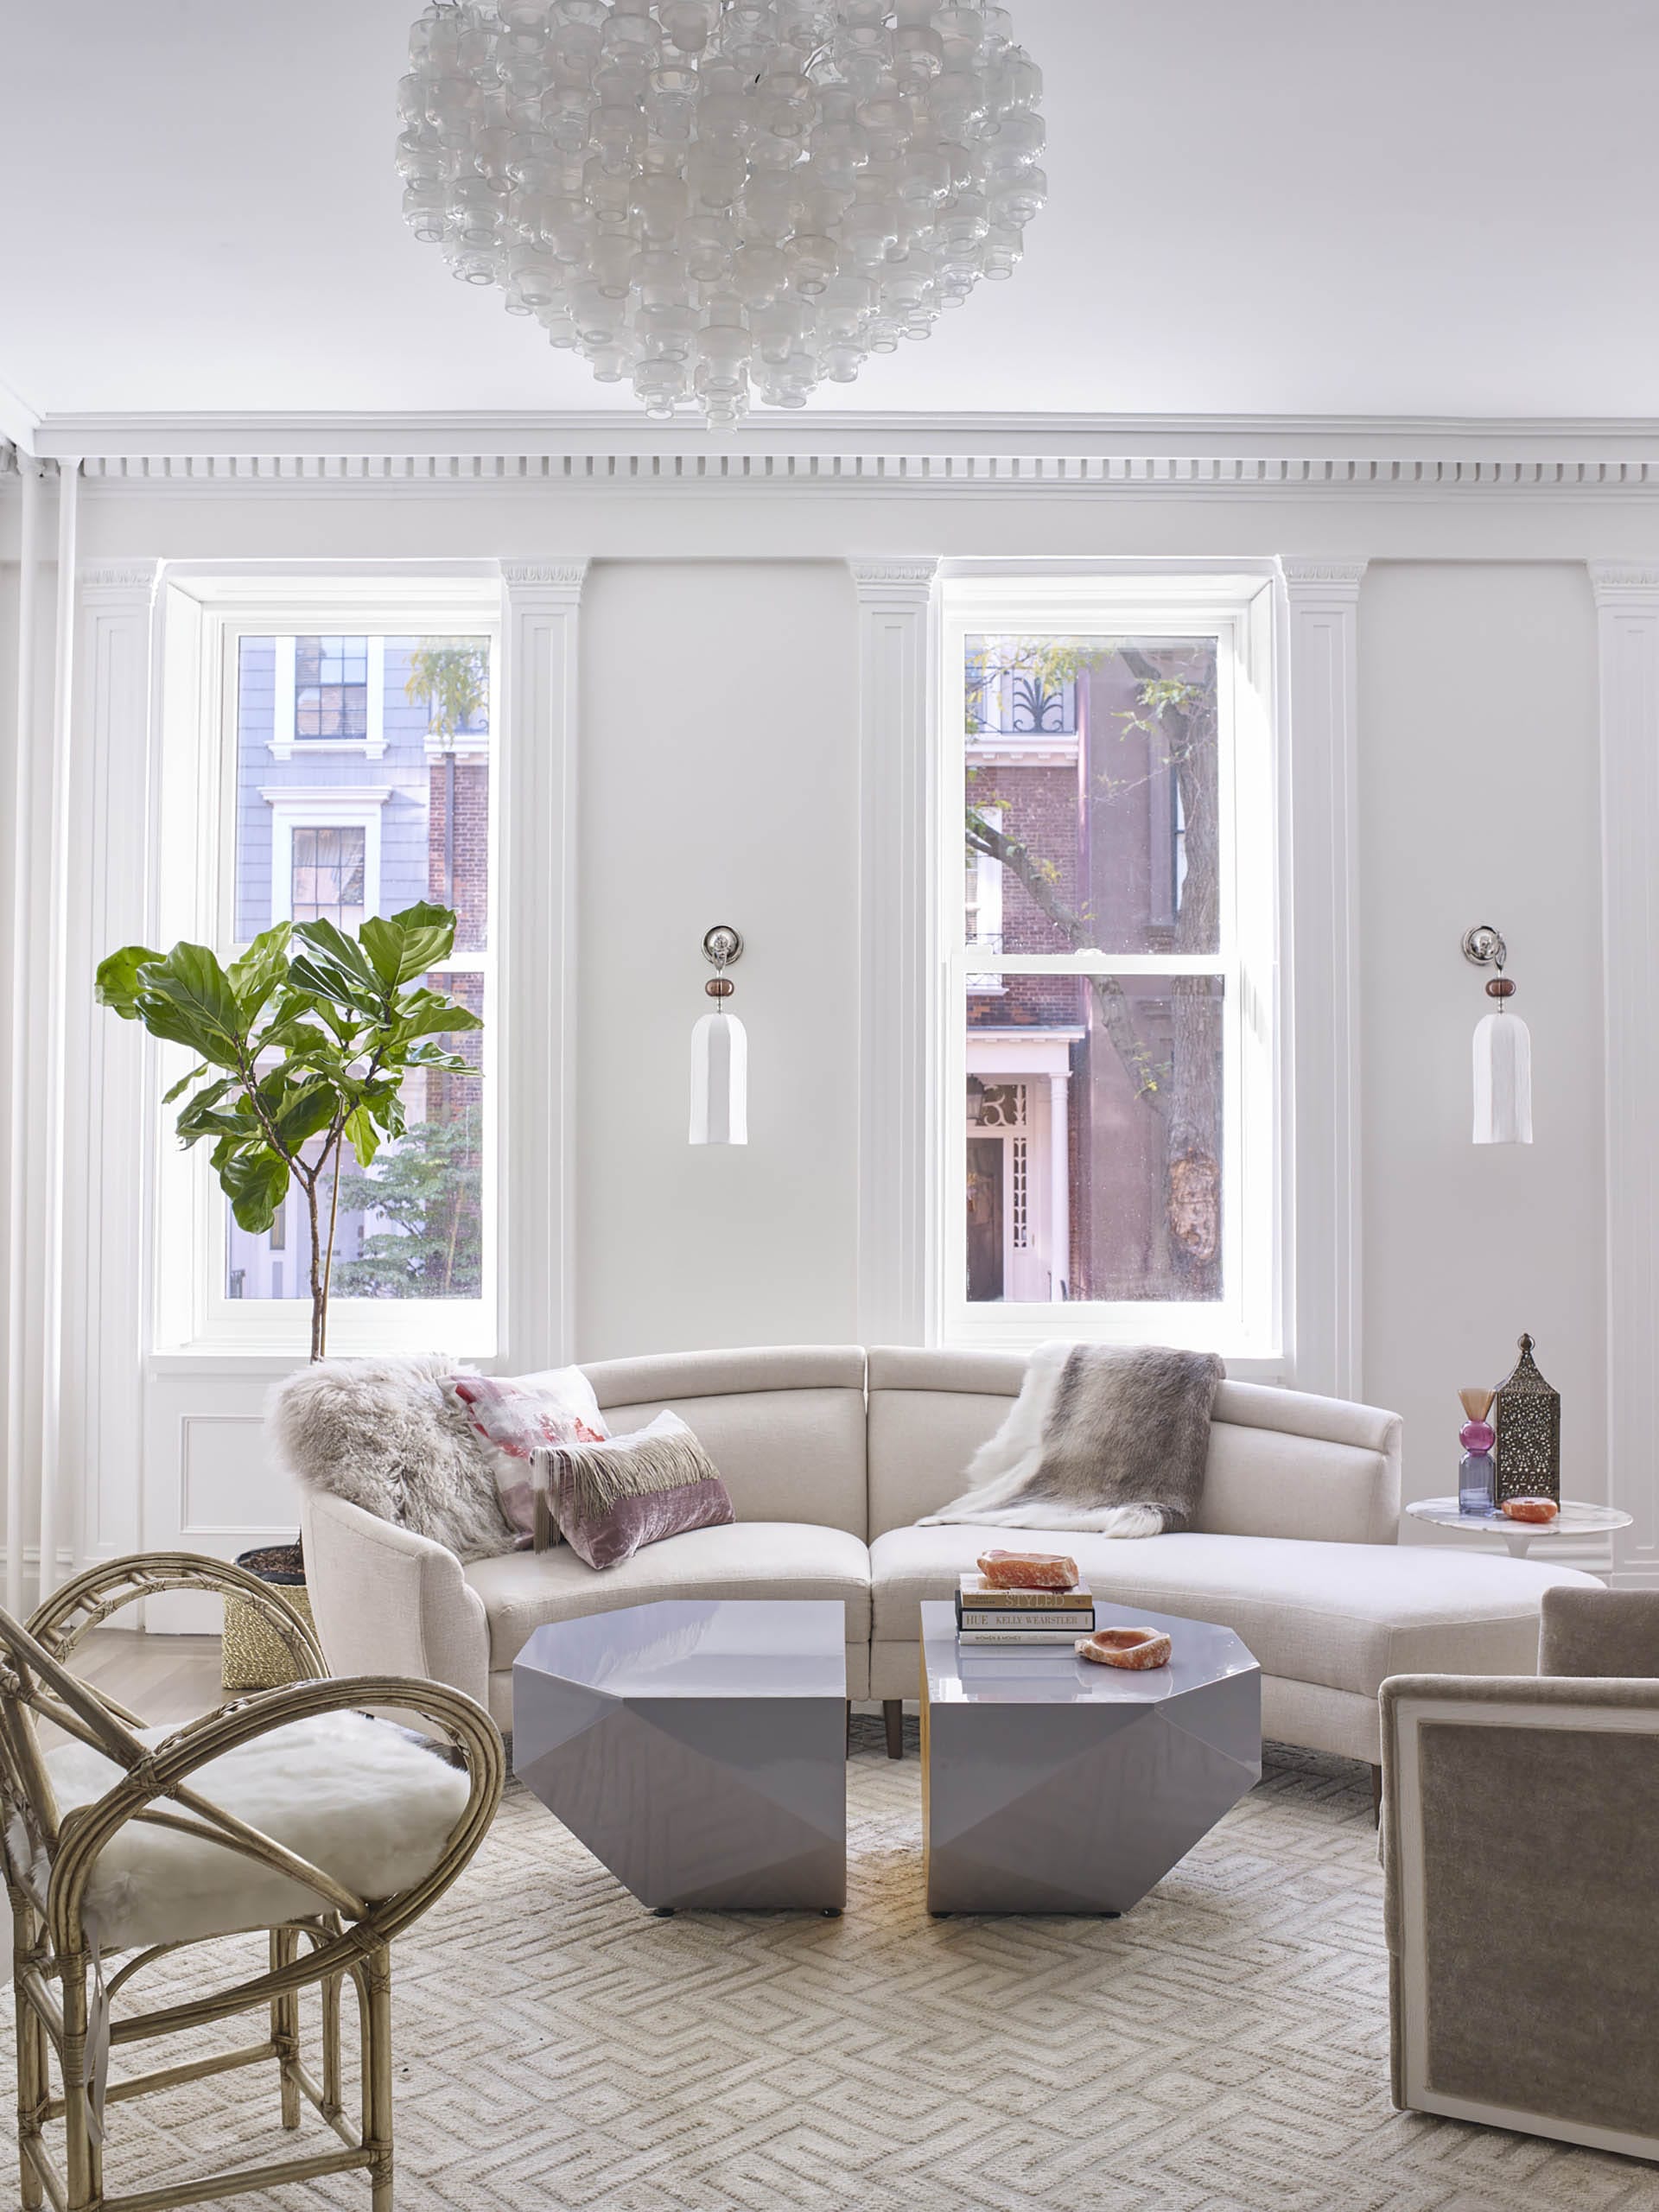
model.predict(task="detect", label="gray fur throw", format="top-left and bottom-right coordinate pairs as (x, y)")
top-left (270, 1355), bottom-right (517, 1561)
top-left (918, 1342), bottom-right (1224, 1538)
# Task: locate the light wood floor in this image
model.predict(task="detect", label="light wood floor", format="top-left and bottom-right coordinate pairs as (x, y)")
top-left (69, 1631), bottom-right (227, 1727)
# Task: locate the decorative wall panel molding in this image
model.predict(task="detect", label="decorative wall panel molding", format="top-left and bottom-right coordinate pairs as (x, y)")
top-left (180, 1414), bottom-right (269, 1533)
top-left (850, 556), bottom-right (939, 1345)
top-left (500, 559), bottom-right (589, 1369)
top-left (1590, 561), bottom-right (1659, 1588)
top-left (1278, 557), bottom-right (1368, 1402)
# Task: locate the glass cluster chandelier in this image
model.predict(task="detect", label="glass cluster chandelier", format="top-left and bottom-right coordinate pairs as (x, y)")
top-left (397, 2), bottom-right (1046, 428)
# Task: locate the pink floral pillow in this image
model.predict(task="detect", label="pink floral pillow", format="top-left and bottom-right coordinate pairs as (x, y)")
top-left (444, 1368), bottom-right (608, 1548)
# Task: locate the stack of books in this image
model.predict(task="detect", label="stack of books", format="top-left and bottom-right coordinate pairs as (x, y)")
top-left (954, 1573), bottom-right (1096, 1645)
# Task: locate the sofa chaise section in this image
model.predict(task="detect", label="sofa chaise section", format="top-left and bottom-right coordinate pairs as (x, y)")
top-left (862, 1347), bottom-right (1597, 1765)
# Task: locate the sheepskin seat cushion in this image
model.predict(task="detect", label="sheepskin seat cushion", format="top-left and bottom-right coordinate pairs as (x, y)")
top-left (270, 1354), bottom-right (517, 1561)
top-left (42, 1711), bottom-right (471, 1953)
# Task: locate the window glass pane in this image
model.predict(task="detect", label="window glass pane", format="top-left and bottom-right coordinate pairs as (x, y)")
top-left (963, 633), bottom-right (1218, 957)
top-left (295, 634), bottom-right (369, 739)
top-left (236, 634), bottom-right (491, 946)
top-left (227, 632), bottom-right (493, 1302)
top-left (290, 825), bottom-right (366, 929)
top-left (963, 972), bottom-right (1224, 1306)
top-left (335, 976), bottom-right (485, 1301)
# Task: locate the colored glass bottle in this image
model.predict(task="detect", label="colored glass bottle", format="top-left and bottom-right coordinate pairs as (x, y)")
top-left (1458, 1387), bottom-right (1497, 1516)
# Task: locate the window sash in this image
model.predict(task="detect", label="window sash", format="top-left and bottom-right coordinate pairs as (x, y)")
top-left (151, 596), bottom-right (502, 1357)
top-left (939, 585), bottom-right (1280, 1357)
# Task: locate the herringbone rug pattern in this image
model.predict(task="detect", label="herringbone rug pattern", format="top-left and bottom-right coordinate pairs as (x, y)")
top-left (10, 1725), bottom-right (1657, 2211)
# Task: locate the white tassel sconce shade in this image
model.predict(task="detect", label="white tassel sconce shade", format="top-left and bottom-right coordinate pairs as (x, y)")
top-left (690, 925), bottom-right (747, 1147)
top-left (1463, 924), bottom-right (1532, 1145)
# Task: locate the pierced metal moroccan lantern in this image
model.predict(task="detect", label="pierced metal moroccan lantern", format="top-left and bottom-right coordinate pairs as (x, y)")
top-left (1491, 1333), bottom-right (1561, 1504)
top-left (690, 925), bottom-right (747, 1143)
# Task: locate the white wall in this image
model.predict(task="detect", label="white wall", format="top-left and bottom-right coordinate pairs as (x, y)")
top-left (577, 560), bottom-right (859, 1357)
top-left (1359, 563), bottom-right (1606, 1512)
top-left (0, 471), bottom-right (1647, 1586)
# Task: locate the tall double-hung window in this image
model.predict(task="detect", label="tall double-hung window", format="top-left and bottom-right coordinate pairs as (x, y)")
top-left (154, 582), bottom-right (500, 1353)
top-left (941, 573), bottom-right (1281, 1357)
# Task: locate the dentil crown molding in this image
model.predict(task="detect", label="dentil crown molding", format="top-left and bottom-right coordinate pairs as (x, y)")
top-left (10, 412), bottom-right (1659, 497)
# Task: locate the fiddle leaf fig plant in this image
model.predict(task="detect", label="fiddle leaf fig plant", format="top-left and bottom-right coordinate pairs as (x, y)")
top-left (97, 902), bottom-right (483, 1360)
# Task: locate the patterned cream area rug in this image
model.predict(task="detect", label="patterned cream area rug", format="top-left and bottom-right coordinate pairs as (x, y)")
top-left (10, 1722), bottom-right (1658, 2212)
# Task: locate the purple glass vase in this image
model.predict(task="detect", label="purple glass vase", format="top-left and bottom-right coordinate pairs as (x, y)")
top-left (1459, 1418), bottom-right (1496, 1515)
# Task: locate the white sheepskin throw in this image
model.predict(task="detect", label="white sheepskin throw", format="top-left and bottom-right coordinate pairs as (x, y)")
top-left (270, 1354), bottom-right (515, 1560)
top-left (918, 1341), bottom-right (1224, 1538)
top-left (42, 1711), bottom-right (470, 1953)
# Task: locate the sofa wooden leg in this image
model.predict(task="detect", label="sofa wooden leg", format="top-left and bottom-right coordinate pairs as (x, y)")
top-left (884, 1700), bottom-right (904, 1759)
top-left (1371, 1764), bottom-right (1382, 1828)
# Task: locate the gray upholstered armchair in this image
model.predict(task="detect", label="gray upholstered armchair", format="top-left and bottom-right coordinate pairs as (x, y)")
top-left (1382, 1586), bottom-right (1659, 2160)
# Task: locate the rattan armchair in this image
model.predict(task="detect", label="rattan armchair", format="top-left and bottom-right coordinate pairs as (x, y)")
top-left (0, 1551), bottom-right (505, 2212)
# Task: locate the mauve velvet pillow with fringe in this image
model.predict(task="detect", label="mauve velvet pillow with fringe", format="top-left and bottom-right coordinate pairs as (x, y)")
top-left (537, 1412), bottom-right (734, 1571)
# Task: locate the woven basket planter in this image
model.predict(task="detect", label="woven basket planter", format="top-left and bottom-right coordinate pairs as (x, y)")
top-left (221, 1542), bottom-right (316, 1693)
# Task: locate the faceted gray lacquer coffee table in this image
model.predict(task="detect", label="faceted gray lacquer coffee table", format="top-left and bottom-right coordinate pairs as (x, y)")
top-left (514, 1599), bottom-right (846, 1913)
top-left (919, 1600), bottom-right (1260, 1916)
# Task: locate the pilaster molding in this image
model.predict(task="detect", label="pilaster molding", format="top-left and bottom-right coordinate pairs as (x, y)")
top-left (1278, 555), bottom-right (1368, 1400)
top-left (62, 563), bottom-right (163, 1573)
top-left (499, 558), bottom-right (588, 1368)
top-left (850, 555), bottom-right (939, 1344)
top-left (1589, 560), bottom-right (1659, 1587)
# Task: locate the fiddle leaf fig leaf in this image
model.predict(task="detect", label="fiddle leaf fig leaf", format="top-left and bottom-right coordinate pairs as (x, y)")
top-left (387, 900), bottom-right (456, 976)
top-left (272, 1083), bottom-right (339, 1151)
top-left (219, 1146), bottom-right (290, 1235)
top-left (137, 944), bottom-right (246, 1069)
top-left (161, 1063), bottom-right (210, 1106)
top-left (357, 917), bottom-right (405, 989)
top-left (95, 944), bottom-right (163, 1019)
top-left (345, 1104), bottom-right (382, 1169)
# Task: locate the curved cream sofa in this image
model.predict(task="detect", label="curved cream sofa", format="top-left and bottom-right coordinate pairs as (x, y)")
top-left (298, 1344), bottom-right (1599, 1767)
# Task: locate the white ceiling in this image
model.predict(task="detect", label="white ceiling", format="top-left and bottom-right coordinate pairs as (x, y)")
top-left (5, 0), bottom-right (1658, 432)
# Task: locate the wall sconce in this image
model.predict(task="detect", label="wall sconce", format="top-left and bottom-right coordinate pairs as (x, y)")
top-left (690, 925), bottom-right (747, 1146)
top-left (1462, 924), bottom-right (1532, 1145)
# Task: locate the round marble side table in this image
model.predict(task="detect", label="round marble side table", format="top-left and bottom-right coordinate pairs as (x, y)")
top-left (1405, 1496), bottom-right (1631, 1560)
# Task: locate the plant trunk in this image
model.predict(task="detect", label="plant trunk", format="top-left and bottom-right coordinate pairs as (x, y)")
top-left (306, 1177), bottom-right (327, 1363)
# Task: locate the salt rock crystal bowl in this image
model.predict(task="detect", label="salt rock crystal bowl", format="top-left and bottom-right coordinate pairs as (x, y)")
top-left (1501, 1497), bottom-right (1560, 1524)
top-left (976, 1549), bottom-right (1079, 1592)
top-left (1077, 1626), bottom-right (1173, 1671)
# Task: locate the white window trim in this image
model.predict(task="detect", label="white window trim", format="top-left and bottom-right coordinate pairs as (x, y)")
top-left (931, 565), bottom-right (1288, 1368)
top-left (260, 786), bottom-right (389, 927)
top-left (269, 633), bottom-right (387, 760)
top-left (151, 580), bottom-right (504, 1359)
